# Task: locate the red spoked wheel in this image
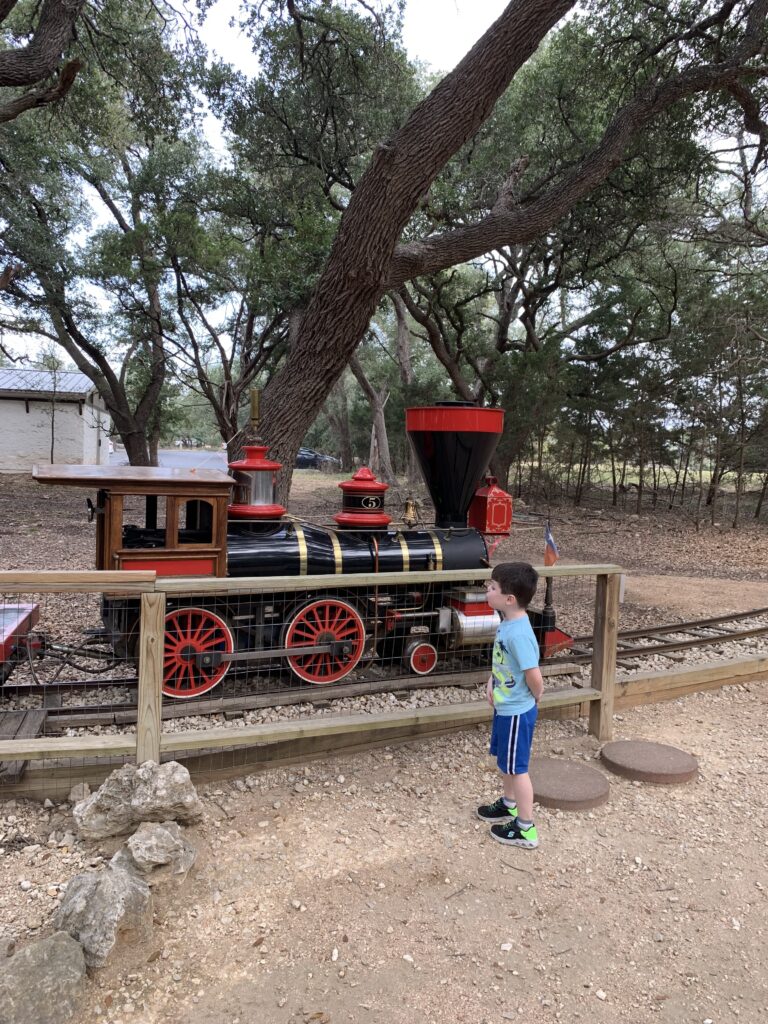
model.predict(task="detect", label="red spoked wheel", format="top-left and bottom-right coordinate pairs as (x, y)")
top-left (163, 607), bottom-right (234, 699)
top-left (284, 597), bottom-right (366, 684)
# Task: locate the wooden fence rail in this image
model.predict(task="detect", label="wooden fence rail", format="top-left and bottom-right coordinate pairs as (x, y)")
top-left (0, 565), bottom-right (623, 791)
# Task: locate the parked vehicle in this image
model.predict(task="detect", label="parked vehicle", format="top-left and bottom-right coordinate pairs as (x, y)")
top-left (295, 447), bottom-right (341, 469)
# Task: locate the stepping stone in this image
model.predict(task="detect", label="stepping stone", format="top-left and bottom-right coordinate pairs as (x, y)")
top-left (600, 740), bottom-right (698, 784)
top-left (530, 756), bottom-right (609, 811)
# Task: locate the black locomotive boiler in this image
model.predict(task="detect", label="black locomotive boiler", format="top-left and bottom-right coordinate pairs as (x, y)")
top-left (24, 404), bottom-right (567, 699)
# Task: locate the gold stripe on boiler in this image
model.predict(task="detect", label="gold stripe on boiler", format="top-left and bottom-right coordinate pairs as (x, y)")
top-left (330, 530), bottom-right (343, 574)
top-left (427, 531), bottom-right (443, 570)
top-left (294, 525), bottom-right (308, 575)
top-left (396, 533), bottom-right (410, 572)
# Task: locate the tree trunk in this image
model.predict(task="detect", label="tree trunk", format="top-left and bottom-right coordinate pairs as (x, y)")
top-left (755, 473), bottom-right (768, 520)
top-left (391, 292), bottom-right (421, 484)
top-left (678, 432), bottom-right (694, 507)
top-left (122, 431), bottom-right (151, 466)
top-left (0, 0), bottom-right (82, 88)
top-left (526, 442), bottom-right (536, 497)
top-left (246, 0), bottom-right (768, 504)
top-left (253, 0), bottom-right (580, 503)
top-left (492, 453), bottom-right (512, 492)
top-left (535, 430), bottom-right (545, 498)
top-left (706, 458), bottom-right (723, 508)
top-left (564, 441), bottom-right (575, 499)
top-left (732, 366), bottom-right (746, 530)
top-left (607, 427), bottom-right (617, 506)
top-left (148, 426), bottom-right (160, 467)
top-left (574, 439), bottom-right (588, 507)
top-left (349, 355), bottom-right (397, 485)
top-left (326, 378), bottom-right (355, 473)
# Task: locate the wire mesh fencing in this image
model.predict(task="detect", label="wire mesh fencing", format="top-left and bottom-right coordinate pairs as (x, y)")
top-left (0, 566), bottom-right (621, 799)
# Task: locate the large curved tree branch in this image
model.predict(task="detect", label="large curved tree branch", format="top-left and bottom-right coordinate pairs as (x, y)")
top-left (258, 0), bottom-right (576, 487)
top-left (388, 48), bottom-right (768, 284)
top-left (0, 57), bottom-right (81, 123)
top-left (254, 0), bottom-right (768, 501)
top-left (0, 0), bottom-right (83, 87)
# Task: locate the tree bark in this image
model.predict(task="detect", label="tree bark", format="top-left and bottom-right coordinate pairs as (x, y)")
top-left (0, 58), bottom-right (81, 124)
top-left (122, 430), bottom-right (151, 467)
top-left (0, 1), bottom-right (82, 86)
top-left (755, 472), bottom-right (768, 520)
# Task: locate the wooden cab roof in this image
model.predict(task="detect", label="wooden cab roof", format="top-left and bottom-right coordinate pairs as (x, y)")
top-left (32, 464), bottom-right (234, 496)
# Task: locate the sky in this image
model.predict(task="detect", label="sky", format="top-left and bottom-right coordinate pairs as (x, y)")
top-left (203, 0), bottom-right (511, 76)
top-left (402, 0), bottom-right (510, 70)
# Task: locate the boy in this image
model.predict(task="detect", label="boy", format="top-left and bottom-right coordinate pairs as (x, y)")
top-left (477, 562), bottom-right (543, 848)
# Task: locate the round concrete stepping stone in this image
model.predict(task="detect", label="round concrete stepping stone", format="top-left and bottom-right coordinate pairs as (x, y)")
top-left (600, 740), bottom-right (698, 784)
top-left (530, 756), bottom-right (609, 811)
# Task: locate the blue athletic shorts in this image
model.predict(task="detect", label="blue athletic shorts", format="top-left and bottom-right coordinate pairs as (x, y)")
top-left (489, 706), bottom-right (538, 775)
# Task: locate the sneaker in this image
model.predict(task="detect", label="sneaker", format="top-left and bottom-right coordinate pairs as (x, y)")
top-left (476, 797), bottom-right (518, 823)
top-left (489, 818), bottom-right (538, 848)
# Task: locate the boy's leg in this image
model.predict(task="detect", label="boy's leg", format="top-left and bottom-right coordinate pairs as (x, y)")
top-left (477, 712), bottom-right (518, 822)
top-left (489, 706), bottom-right (539, 848)
top-left (504, 771), bottom-right (533, 822)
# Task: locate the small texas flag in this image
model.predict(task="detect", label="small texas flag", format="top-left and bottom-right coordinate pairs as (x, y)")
top-left (544, 522), bottom-right (559, 567)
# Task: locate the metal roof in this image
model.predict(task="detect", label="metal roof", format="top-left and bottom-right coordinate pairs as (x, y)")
top-left (0, 367), bottom-right (98, 398)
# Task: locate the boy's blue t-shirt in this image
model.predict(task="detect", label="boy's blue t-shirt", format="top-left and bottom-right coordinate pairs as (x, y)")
top-left (491, 615), bottom-right (539, 716)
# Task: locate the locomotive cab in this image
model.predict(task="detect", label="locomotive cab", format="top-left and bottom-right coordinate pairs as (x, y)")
top-left (32, 464), bottom-right (234, 577)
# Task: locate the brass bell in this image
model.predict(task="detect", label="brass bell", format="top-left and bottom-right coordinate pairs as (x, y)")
top-left (402, 497), bottom-right (418, 528)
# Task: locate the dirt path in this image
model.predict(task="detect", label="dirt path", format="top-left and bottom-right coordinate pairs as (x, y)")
top-left (622, 575), bottom-right (768, 617)
top-left (2, 472), bottom-right (767, 1023)
top-left (74, 682), bottom-right (768, 1024)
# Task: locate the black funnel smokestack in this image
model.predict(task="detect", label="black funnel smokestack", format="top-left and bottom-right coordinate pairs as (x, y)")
top-left (406, 403), bottom-right (504, 528)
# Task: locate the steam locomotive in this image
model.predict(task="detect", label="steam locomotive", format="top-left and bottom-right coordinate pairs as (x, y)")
top-left (7, 404), bottom-right (568, 699)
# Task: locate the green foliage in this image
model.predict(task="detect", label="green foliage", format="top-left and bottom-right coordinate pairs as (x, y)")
top-left (205, 0), bottom-right (418, 306)
top-left (1, 0), bottom-right (766, 500)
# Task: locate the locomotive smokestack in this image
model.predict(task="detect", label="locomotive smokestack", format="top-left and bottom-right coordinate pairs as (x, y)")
top-left (405, 403), bottom-right (504, 528)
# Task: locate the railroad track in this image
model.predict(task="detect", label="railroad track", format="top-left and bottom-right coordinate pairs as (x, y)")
top-left (563, 606), bottom-right (768, 664)
top-left (3, 607), bottom-right (768, 733)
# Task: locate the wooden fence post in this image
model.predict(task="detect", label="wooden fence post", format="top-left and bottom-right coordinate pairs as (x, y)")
top-left (136, 591), bottom-right (165, 764)
top-left (589, 572), bottom-right (620, 741)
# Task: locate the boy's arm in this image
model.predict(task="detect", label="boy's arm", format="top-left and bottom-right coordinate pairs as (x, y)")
top-left (525, 666), bottom-right (544, 703)
top-left (486, 673), bottom-right (494, 707)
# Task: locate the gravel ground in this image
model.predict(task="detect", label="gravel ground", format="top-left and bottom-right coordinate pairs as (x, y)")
top-left (2, 683), bottom-right (765, 1024)
top-left (1, 471), bottom-right (767, 1023)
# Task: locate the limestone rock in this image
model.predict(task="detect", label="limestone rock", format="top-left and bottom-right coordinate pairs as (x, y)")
top-left (0, 932), bottom-right (86, 1024)
top-left (73, 761), bottom-right (203, 840)
top-left (111, 821), bottom-right (197, 881)
top-left (67, 782), bottom-right (90, 804)
top-left (53, 864), bottom-right (152, 968)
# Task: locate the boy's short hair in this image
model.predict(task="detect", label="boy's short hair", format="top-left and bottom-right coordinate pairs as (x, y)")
top-left (491, 562), bottom-right (539, 608)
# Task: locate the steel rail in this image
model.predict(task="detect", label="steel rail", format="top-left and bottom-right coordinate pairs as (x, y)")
top-left (570, 606), bottom-right (768, 643)
top-left (5, 609), bottom-right (768, 725)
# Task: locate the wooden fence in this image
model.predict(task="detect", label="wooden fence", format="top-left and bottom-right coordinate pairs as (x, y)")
top-left (2, 565), bottom-right (622, 795)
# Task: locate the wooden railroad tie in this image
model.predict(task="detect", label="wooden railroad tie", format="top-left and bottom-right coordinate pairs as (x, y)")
top-left (0, 710), bottom-right (47, 785)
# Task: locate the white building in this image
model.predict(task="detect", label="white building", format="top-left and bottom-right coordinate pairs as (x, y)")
top-left (0, 368), bottom-right (111, 473)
